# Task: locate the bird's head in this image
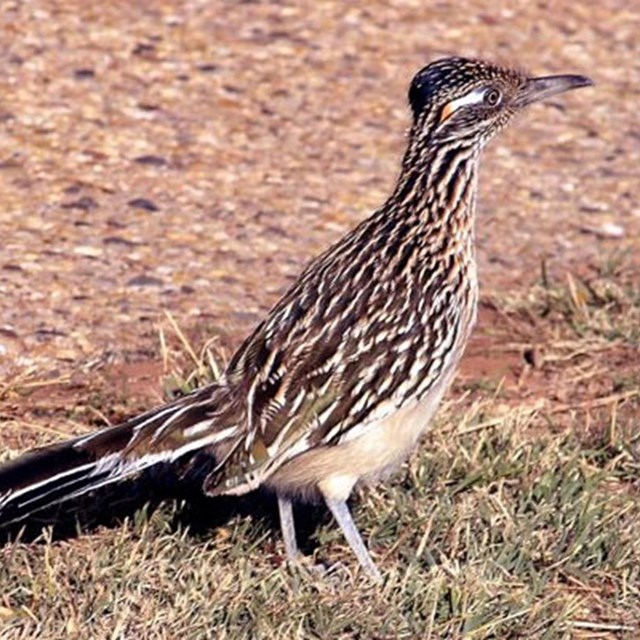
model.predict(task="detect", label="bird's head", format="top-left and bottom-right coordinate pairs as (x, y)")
top-left (408, 57), bottom-right (593, 147)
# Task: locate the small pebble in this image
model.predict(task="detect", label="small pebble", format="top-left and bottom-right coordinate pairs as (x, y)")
top-left (134, 155), bottom-right (168, 167)
top-left (61, 196), bottom-right (98, 211)
top-left (579, 222), bottom-right (625, 238)
top-left (73, 68), bottom-right (95, 79)
top-left (128, 198), bottom-right (159, 212)
top-left (127, 274), bottom-right (164, 287)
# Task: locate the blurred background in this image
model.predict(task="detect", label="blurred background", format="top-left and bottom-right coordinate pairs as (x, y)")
top-left (0, 1), bottom-right (636, 382)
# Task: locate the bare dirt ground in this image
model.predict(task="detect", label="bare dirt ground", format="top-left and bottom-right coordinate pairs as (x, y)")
top-left (0, 1), bottom-right (638, 637)
top-left (0, 1), bottom-right (637, 415)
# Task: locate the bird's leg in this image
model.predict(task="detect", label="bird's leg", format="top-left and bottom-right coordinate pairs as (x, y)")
top-left (277, 494), bottom-right (300, 563)
top-left (324, 497), bottom-right (382, 582)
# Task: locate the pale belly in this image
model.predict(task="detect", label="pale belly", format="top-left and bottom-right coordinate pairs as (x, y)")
top-left (268, 361), bottom-right (459, 503)
top-left (266, 280), bottom-right (478, 503)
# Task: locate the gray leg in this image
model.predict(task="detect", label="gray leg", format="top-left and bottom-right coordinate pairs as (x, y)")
top-left (277, 494), bottom-right (300, 563)
top-left (324, 497), bottom-right (382, 582)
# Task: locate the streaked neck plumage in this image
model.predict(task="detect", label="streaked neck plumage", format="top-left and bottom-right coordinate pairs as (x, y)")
top-left (394, 127), bottom-right (481, 229)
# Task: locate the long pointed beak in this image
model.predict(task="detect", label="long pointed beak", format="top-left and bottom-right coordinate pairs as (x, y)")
top-left (514, 74), bottom-right (594, 107)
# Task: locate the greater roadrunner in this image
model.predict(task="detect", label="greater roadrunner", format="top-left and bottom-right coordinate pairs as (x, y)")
top-left (0, 57), bottom-right (592, 580)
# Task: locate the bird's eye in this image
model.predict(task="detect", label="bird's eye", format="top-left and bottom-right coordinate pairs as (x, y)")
top-left (484, 87), bottom-right (502, 107)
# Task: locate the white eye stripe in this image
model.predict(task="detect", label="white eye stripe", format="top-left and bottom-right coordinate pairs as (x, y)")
top-left (447, 86), bottom-right (489, 112)
top-left (439, 86), bottom-right (503, 124)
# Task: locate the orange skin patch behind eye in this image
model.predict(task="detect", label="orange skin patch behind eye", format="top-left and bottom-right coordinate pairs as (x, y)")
top-left (437, 87), bottom-right (488, 125)
top-left (439, 102), bottom-right (456, 124)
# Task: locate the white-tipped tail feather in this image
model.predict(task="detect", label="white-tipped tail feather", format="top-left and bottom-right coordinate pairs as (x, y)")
top-left (0, 392), bottom-right (236, 530)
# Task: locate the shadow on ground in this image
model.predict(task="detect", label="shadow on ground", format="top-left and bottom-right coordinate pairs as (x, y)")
top-left (0, 460), bottom-right (328, 556)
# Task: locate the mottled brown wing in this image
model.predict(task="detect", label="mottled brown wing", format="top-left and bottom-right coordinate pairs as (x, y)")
top-left (203, 217), bottom-right (461, 495)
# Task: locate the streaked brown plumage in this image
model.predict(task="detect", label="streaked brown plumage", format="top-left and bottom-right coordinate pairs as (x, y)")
top-left (0, 57), bottom-right (592, 580)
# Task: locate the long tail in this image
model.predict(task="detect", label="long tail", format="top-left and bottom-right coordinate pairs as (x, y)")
top-left (0, 422), bottom-right (138, 529)
top-left (0, 384), bottom-right (234, 532)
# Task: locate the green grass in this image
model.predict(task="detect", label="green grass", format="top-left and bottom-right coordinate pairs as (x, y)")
top-left (1, 263), bottom-right (639, 639)
top-left (1, 400), bottom-right (638, 639)
top-left (510, 256), bottom-right (640, 346)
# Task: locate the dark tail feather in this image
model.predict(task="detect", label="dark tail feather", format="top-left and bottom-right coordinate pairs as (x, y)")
top-left (0, 422), bottom-right (135, 493)
top-left (0, 422), bottom-right (137, 531)
top-left (0, 385), bottom-right (230, 537)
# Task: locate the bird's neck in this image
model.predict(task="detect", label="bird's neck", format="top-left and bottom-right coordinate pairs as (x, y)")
top-left (392, 137), bottom-right (481, 239)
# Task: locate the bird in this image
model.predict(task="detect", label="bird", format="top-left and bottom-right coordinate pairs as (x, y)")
top-left (0, 57), bottom-right (592, 581)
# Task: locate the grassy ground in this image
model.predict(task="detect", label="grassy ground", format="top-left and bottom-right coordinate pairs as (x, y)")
top-left (1, 260), bottom-right (638, 639)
